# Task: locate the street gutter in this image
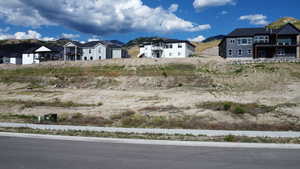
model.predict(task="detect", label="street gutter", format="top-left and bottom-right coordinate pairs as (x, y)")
top-left (1, 122), bottom-right (300, 138)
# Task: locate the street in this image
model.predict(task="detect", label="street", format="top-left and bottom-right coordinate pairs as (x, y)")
top-left (0, 136), bottom-right (300, 169)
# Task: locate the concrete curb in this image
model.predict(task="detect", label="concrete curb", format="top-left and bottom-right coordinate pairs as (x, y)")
top-left (1, 132), bottom-right (300, 149)
top-left (1, 122), bottom-right (300, 138)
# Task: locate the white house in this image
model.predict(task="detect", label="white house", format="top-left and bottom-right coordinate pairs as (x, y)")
top-left (138, 39), bottom-right (196, 58)
top-left (22, 45), bottom-right (64, 65)
top-left (63, 41), bottom-right (128, 61)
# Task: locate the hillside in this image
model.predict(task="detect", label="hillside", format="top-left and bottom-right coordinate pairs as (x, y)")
top-left (0, 59), bottom-right (300, 131)
top-left (125, 37), bottom-right (167, 47)
top-left (202, 35), bottom-right (224, 43)
top-left (267, 17), bottom-right (300, 29)
top-left (192, 40), bottom-right (221, 54)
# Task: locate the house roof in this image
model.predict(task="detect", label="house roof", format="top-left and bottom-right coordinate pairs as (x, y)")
top-left (274, 23), bottom-right (300, 35)
top-left (227, 28), bottom-right (269, 37)
top-left (65, 40), bottom-right (123, 49)
top-left (140, 39), bottom-right (196, 48)
top-left (225, 23), bottom-right (300, 38)
top-left (81, 41), bottom-right (104, 47)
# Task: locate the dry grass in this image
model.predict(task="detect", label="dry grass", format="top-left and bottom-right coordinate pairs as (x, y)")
top-left (0, 99), bottom-right (103, 109)
top-left (192, 40), bottom-right (221, 54)
top-left (127, 45), bottom-right (140, 58)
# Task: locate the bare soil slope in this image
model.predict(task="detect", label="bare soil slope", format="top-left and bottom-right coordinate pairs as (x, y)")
top-left (0, 58), bottom-right (300, 131)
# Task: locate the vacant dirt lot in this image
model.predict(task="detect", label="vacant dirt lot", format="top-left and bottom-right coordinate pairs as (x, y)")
top-left (0, 56), bottom-right (300, 131)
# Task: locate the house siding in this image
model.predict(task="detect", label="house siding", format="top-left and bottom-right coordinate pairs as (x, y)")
top-left (220, 24), bottom-right (300, 59)
top-left (226, 38), bottom-right (253, 59)
top-left (82, 44), bottom-right (106, 61)
top-left (139, 42), bottom-right (195, 58)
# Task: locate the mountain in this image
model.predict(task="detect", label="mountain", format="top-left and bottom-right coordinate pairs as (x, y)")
top-left (0, 39), bottom-right (43, 45)
top-left (202, 35), bottom-right (225, 43)
top-left (267, 17), bottom-right (300, 29)
top-left (107, 40), bottom-right (124, 46)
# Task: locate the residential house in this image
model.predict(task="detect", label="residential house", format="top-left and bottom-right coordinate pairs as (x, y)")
top-left (22, 45), bottom-right (64, 65)
top-left (63, 41), bottom-right (128, 61)
top-left (138, 39), bottom-right (196, 58)
top-left (0, 44), bottom-right (63, 65)
top-left (219, 23), bottom-right (300, 59)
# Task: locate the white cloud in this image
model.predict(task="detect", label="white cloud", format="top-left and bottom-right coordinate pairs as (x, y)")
top-left (193, 0), bottom-right (235, 9)
top-left (239, 14), bottom-right (269, 25)
top-left (0, 0), bottom-right (210, 35)
top-left (188, 35), bottom-right (206, 42)
top-left (14, 30), bottom-right (41, 39)
top-left (168, 4), bottom-right (179, 13)
top-left (0, 30), bottom-right (56, 41)
top-left (60, 33), bottom-right (80, 39)
top-left (0, 0), bottom-right (53, 27)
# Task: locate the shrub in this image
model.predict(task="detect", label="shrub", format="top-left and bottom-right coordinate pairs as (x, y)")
top-left (233, 106), bottom-right (246, 114)
top-left (223, 102), bottom-right (232, 111)
top-left (224, 135), bottom-right (236, 142)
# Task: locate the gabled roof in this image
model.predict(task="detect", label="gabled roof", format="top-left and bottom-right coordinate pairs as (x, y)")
top-left (274, 23), bottom-right (300, 35)
top-left (65, 40), bottom-right (123, 49)
top-left (64, 41), bottom-right (83, 47)
top-left (140, 38), bottom-right (196, 48)
top-left (225, 23), bottom-right (300, 38)
top-left (227, 28), bottom-right (269, 37)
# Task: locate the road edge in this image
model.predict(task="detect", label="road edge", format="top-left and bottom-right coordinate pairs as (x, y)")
top-left (1, 132), bottom-right (300, 149)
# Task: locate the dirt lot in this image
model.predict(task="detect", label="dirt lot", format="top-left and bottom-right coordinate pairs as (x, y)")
top-left (0, 56), bottom-right (300, 131)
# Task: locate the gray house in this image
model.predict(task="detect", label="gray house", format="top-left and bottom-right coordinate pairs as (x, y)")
top-left (219, 23), bottom-right (300, 59)
top-left (63, 41), bottom-right (128, 61)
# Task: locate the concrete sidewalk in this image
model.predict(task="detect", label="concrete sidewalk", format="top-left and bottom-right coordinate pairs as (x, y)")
top-left (1, 122), bottom-right (300, 138)
top-left (1, 132), bottom-right (300, 149)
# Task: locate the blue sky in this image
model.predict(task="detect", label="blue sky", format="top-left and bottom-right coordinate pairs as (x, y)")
top-left (0, 0), bottom-right (299, 43)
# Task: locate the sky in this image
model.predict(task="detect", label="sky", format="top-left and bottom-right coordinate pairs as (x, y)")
top-left (0, 0), bottom-right (299, 43)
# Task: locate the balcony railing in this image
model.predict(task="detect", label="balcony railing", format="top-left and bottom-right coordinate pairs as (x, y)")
top-left (151, 46), bottom-right (164, 50)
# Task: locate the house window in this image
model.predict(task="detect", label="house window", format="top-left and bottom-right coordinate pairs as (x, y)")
top-left (178, 44), bottom-right (182, 48)
top-left (228, 49), bottom-right (233, 56)
top-left (238, 38), bottom-right (252, 45)
top-left (166, 44), bottom-right (173, 48)
top-left (254, 36), bottom-right (269, 43)
top-left (277, 39), bottom-right (292, 46)
top-left (230, 39), bottom-right (235, 44)
top-left (248, 50), bottom-right (252, 55)
top-left (90, 57), bottom-right (93, 60)
top-left (98, 48), bottom-right (101, 53)
top-left (238, 50), bottom-right (242, 56)
top-left (89, 49), bottom-right (92, 54)
top-left (84, 57), bottom-right (87, 60)
top-left (169, 53), bottom-right (172, 57)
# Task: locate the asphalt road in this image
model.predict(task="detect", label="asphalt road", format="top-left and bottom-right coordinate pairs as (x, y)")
top-left (1, 136), bottom-right (300, 169)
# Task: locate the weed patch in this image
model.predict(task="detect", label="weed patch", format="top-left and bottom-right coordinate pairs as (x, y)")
top-left (0, 99), bottom-right (102, 109)
top-left (196, 101), bottom-right (276, 115)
